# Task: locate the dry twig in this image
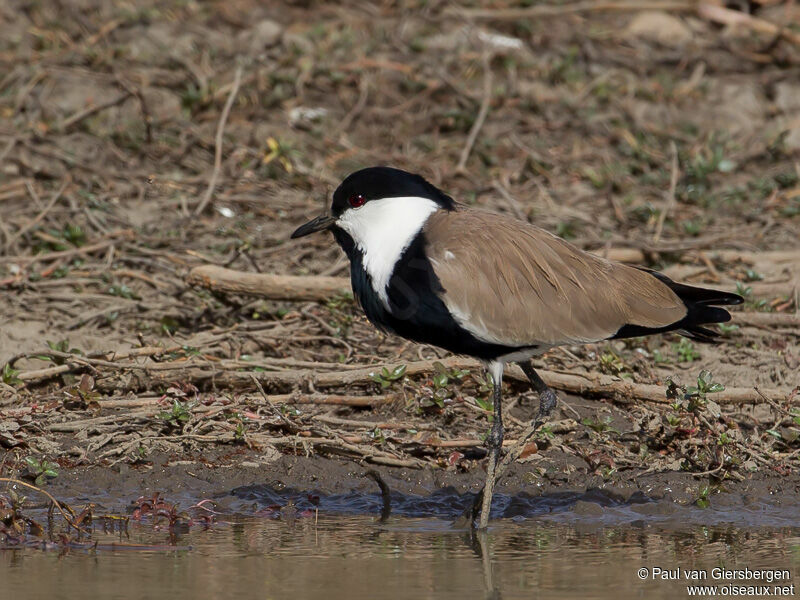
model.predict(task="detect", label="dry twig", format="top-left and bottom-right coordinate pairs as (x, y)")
top-left (194, 65), bottom-right (243, 216)
top-left (457, 52), bottom-right (492, 173)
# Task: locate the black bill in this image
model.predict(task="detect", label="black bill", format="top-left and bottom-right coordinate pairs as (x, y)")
top-left (291, 214), bottom-right (336, 238)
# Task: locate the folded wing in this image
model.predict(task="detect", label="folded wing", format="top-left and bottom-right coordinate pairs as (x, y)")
top-left (424, 209), bottom-right (690, 347)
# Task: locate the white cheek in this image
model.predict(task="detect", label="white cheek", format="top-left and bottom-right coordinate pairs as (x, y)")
top-left (337, 196), bottom-right (439, 307)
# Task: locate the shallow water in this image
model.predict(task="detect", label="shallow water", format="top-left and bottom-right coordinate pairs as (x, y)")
top-left (3, 488), bottom-right (800, 600)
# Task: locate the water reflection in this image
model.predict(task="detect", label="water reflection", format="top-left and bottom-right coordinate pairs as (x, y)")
top-left (3, 487), bottom-right (800, 600)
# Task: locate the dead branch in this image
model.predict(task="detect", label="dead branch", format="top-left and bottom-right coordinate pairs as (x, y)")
top-left (80, 355), bottom-right (793, 404)
top-left (446, 1), bottom-right (695, 20)
top-left (186, 265), bottom-right (351, 300)
top-left (457, 52), bottom-right (492, 173)
top-left (736, 312), bottom-right (800, 329)
top-left (4, 229), bottom-right (135, 266)
top-left (4, 179), bottom-right (69, 251)
top-left (653, 141), bottom-right (678, 243)
top-left (14, 346), bottom-right (167, 382)
top-left (698, 2), bottom-right (800, 48)
top-left (0, 477), bottom-right (88, 532)
top-left (186, 248), bottom-right (800, 302)
top-left (194, 65), bottom-right (243, 216)
top-left (58, 91), bottom-right (133, 132)
top-left (95, 393), bottom-right (400, 410)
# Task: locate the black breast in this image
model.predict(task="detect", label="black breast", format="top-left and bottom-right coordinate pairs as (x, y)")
top-left (332, 228), bottom-right (522, 360)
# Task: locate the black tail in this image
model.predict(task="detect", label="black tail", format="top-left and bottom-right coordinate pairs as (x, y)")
top-left (612, 269), bottom-right (744, 342)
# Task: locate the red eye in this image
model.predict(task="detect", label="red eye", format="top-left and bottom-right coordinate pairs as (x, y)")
top-left (348, 194), bottom-right (366, 208)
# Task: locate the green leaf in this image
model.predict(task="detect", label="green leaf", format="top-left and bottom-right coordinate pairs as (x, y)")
top-left (43, 469), bottom-right (59, 478)
top-left (35, 474), bottom-right (46, 487)
top-left (2, 363), bottom-right (22, 385)
top-left (25, 456), bottom-right (41, 469)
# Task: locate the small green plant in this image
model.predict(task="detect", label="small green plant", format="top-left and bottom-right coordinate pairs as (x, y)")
top-left (2, 363), bottom-right (22, 386)
top-left (61, 224), bottom-right (86, 247)
top-left (598, 350), bottom-right (627, 376)
top-left (696, 484), bottom-right (711, 509)
top-left (582, 415), bottom-right (619, 435)
top-left (368, 427), bottom-right (386, 445)
top-left (33, 340), bottom-right (83, 365)
top-left (735, 282), bottom-right (771, 312)
top-left (681, 218), bottom-right (704, 237)
top-left (474, 395), bottom-right (493, 413)
top-left (160, 316), bottom-right (181, 335)
top-left (108, 283), bottom-right (141, 300)
top-left (24, 456), bottom-right (59, 486)
top-left (652, 349), bottom-right (671, 364)
top-left (324, 292), bottom-right (355, 335)
top-left (262, 136), bottom-right (296, 173)
top-left (685, 144), bottom-right (730, 184)
top-left (34, 224), bottom-right (87, 253)
top-left (537, 424), bottom-right (555, 440)
top-left (673, 338), bottom-right (700, 362)
top-left (717, 323), bottom-right (739, 336)
top-left (325, 291), bottom-right (353, 311)
top-left (180, 82), bottom-right (209, 114)
top-left (369, 364), bottom-right (407, 389)
top-left (431, 361), bottom-right (468, 388)
top-left (418, 362), bottom-right (468, 409)
top-left (472, 371), bottom-right (495, 413)
top-left (744, 269), bottom-right (763, 282)
top-left (667, 370), bottom-right (725, 414)
top-left (690, 369), bottom-right (724, 397)
top-left (158, 399), bottom-right (195, 429)
top-left (780, 197), bottom-right (800, 218)
top-left (555, 220), bottom-right (577, 240)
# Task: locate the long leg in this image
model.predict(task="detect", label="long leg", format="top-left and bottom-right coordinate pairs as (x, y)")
top-left (518, 361), bottom-right (558, 426)
top-left (478, 365), bottom-right (504, 529)
top-left (458, 360), bottom-right (557, 527)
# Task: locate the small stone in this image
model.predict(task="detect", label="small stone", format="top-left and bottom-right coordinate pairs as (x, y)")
top-left (783, 124), bottom-right (800, 151)
top-left (626, 11), bottom-right (692, 48)
top-left (249, 19), bottom-right (284, 54)
top-left (707, 81), bottom-right (766, 136)
top-left (289, 106), bottom-right (328, 129)
top-left (775, 82), bottom-right (800, 114)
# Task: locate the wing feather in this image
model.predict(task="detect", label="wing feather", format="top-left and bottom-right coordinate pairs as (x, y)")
top-left (424, 208), bottom-right (686, 347)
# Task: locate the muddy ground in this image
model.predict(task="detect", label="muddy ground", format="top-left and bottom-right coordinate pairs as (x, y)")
top-left (1, 1), bottom-right (800, 520)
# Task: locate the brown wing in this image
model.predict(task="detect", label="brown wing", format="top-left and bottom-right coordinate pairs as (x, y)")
top-left (424, 208), bottom-right (686, 347)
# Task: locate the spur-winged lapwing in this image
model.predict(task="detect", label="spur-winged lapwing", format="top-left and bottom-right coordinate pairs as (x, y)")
top-left (291, 166), bottom-right (743, 528)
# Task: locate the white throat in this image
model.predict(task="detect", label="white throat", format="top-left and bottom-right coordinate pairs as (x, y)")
top-left (336, 196), bottom-right (439, 307)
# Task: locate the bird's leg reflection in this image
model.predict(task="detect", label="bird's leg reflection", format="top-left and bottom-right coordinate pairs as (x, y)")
top-left (465, 529), bottom-right (501, 600)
